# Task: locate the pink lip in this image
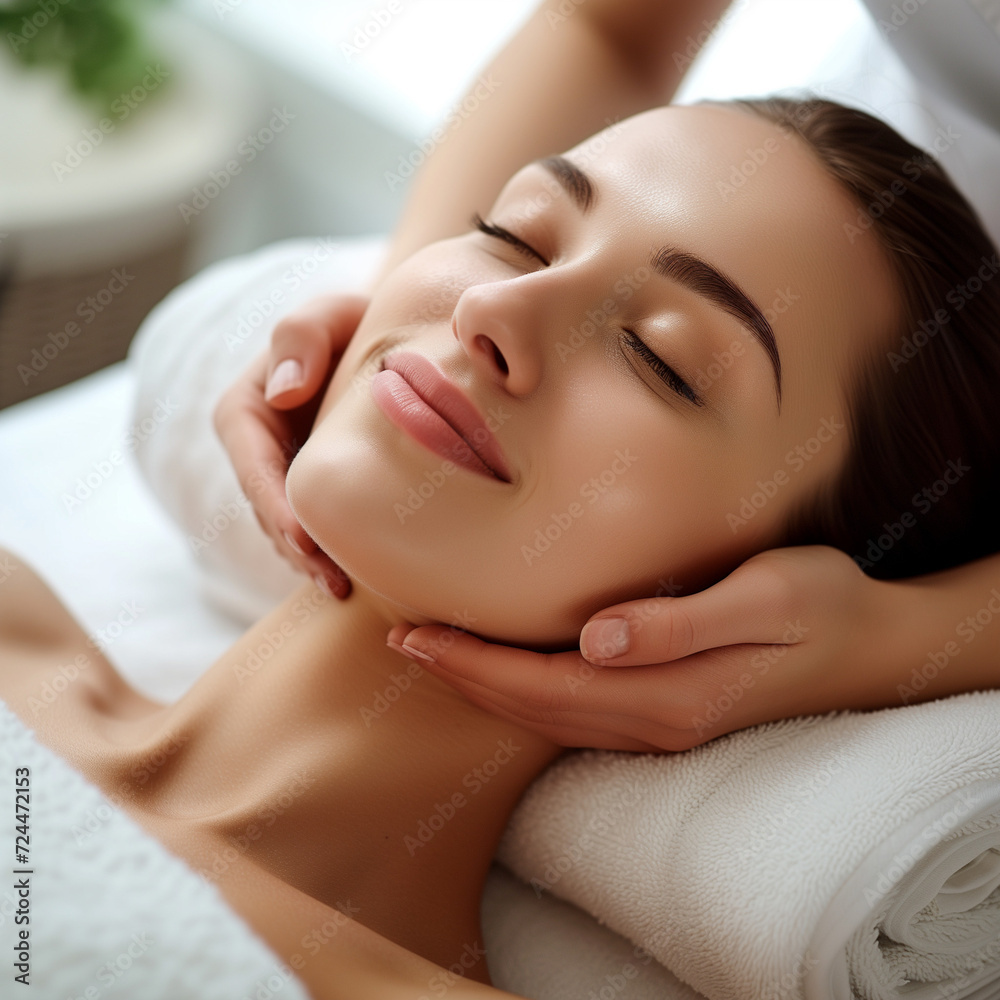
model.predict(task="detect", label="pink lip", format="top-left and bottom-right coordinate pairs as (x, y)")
top-left (371, 351), bottom-right (512, 482)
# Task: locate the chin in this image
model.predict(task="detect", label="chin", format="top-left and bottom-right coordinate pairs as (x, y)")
top-left (286, 437), bottom-right (587, 648)
top-left (286, 423), bottom-right (399, 596)
top-left (287, 396), bottom-right (693, 650)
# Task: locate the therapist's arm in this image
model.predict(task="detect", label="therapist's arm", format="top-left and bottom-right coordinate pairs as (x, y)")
top-left (370, 0), bottom-right (735, 285)
top-left (389, 544), bottom-right (1000, 753)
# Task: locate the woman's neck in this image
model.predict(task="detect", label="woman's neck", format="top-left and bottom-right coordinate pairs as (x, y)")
top-left (98, 579), bottom-right (563, 973)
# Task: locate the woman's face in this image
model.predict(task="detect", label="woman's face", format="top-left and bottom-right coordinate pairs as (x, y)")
top-left (287, 103), bottom-right (898, 648)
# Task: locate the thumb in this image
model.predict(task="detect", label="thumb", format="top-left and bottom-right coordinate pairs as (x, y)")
top-left (265, 294), bottom-right (369, 408)
top-left (579, 563), bottom-right (802, 665)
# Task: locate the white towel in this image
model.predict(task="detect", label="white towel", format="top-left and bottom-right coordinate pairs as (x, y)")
top-left (497, 697), bottom-right (1000, 1000)
top-left (0, 700), bottom-right (312, 999)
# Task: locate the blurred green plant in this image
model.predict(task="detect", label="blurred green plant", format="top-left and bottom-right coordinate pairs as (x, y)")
top-left (0, 0), bottom-right (173, 116)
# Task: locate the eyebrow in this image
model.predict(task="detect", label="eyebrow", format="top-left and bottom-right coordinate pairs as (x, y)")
top-left (535, 155), bottom-right (783, 411)
top-left (539, 155), bottom-right (595, 212)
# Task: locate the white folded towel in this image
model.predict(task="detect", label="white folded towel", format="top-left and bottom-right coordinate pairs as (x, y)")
top-left (497, 696), bottom-right (1000, 1000)
top-left (0, 700), bottom-right (311, 999)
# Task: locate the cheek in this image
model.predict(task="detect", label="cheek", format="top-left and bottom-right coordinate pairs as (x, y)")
top-left (287, 354), bottom-right (785, 648)
top-left (286, 392), bottom-right (546, 636)
top-left (507, 422), bottom-right (741, 633)
top-left (314, 252), bottom-right (470, 422)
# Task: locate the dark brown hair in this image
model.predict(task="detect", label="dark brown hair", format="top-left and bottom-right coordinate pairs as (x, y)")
top-left (717, 95), bottom-right (1000, 579)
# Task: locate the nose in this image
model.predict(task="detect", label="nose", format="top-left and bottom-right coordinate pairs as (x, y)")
top-left (451, 273), bottom-right (558, 396)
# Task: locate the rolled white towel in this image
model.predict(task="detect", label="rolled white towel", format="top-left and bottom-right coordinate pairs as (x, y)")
top-left (497, 694), bottom-right (1000, 1000)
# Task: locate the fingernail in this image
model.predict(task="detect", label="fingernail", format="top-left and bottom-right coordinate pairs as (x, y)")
top-left (581, 617), bottom-right (630, 660)
top-left (386, 638), bottom-right (408, 656)
top-left (401, 643), bottom-right (435, 663)
top-left (313, 574), bottom-right (333, 597)
top-left (328, 567), bottom-right (351, 600)
top-left (265, 358), bottom-right (304, 401)
top-left (283, 531), bottom-right (305, 556)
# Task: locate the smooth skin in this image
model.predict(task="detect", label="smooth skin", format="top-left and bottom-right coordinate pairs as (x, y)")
top-left (0, 552), bottom-right (538, 1000)
top-left (214, 0), bottom-right (1000, 752)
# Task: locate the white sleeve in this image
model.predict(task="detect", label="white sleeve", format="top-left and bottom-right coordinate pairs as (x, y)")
top-left (857, 0), bottom-right (1000, 133)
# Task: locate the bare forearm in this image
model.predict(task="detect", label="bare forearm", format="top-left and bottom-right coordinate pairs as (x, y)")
top-left (882, 550), bottom-right (1000, 703)
top-left (369, 0), bottom-right (733, 287)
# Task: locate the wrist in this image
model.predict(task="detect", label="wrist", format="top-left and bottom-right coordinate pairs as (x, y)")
top-left (874, 570), bottom-right (996, 707)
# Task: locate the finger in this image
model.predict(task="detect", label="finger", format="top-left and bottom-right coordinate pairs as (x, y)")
top-left (385, 634), bottom-right (660, 750)
top-left (257, 492), bottom-right (351, 598)
top-left (221, 391), bottom-right (317, 556)
top-left (438, 678), bottom-right (663, 751)
top-left (258, 506), bottom-right (352, 598)
top-left (215, 353), bottom-right (353, 598)
top-left (305, 558), bottom-right (352, 600)
top-left (579, 561), bottom-right (805, 665)
top-left (266, 294), bottom-right (369, 408)
top-left (391, 625), bottom-right (680, 725)
top-left (215, 357), bottom-right (325, 565)
top-left (417, 674), bottom-right (661, 751)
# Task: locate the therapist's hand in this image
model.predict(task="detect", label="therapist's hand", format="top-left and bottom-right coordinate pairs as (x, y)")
top-left (386, 546), bottom-right (912, 751)
top-left (214, 293), bottom-right (369, 598)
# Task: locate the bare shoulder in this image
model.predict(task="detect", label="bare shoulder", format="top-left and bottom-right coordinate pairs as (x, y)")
top-left (0, 546), bottom-right (158, 722)
top-left (0, 547), bottom-right (87, 651)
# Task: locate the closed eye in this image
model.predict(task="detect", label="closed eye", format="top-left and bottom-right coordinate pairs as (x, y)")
top-left (473, 212), bottom-right (700, 407)
top-left (471, 212), bottom-right (550, 266)
top-left (623, 329), bottom-right (703, 406)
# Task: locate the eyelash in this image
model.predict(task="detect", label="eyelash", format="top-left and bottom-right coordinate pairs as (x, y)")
top-left (472, 213), bottom-right (703, 407)
top-left (623, 330), bottom-right (702, 406)
top-left (472, 212), bottom-right (549, 265)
